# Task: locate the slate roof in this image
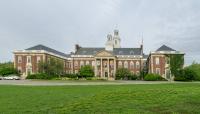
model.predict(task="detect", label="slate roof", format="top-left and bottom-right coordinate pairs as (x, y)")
top-left (75, 48), bottom-right (104, 55)
top-left (26, 44), bottom-right (70, 57)
top-left (113, 48), bottom-right (142, 55)
top-left (156, 45), bottom-right (176, 51)
top-left (75, 47), bottom-right (142, 56)
top-left (143, 54), bottom-right (149, 59)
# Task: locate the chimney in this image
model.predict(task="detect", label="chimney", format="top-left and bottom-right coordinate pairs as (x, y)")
top-left (140, 38), bottom-right (143, 55)
top-left (140, 44), bottom-right (143, 55)
top-left (75, 44), bottom-right (81, 53)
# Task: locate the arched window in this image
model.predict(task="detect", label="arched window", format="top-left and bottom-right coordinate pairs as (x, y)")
top-left (156, 57), bottom-right (160, 65)
top-left (86, 61), bottom-right (90, 65)
top-left (92, 61), bottom-right (95, 67)
top-left (80, 61), bottom-right (84, 67)
top-left (124, 61), bottom-right (128, 68)
top-left (136, 61), bottom-right (140, 69)
top-left (118, 61), bottom-right (122, 68)
top-left (130, 61), bottom-right (134, 69)
top-left (74, 61), bottom-right (78, 67)
top-left (18, 56), bottom-right (22, 63)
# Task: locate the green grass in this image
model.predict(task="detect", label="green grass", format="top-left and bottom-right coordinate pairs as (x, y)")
top-left (0, 83), bottom-right (200, 114)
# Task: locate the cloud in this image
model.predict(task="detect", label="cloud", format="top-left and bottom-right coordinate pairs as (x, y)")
top-left (0, 0), bottom-right (200, 65)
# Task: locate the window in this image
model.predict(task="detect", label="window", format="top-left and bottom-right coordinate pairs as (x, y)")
top-left (115, 40), bottom-right (117, 44)
top-left (48, 58), bottom-right (50, 64)
top-left (92, 61), bottom-right (95, 67)
top-left (156, 68), bottom-right (160, 75)
top-left (136, 71), bottom-right (140, 75)
top-left (18, 56), bottom-right (22, 63)
top-left (155, 57), bottom-right (160, 65)
top-left (130, 61), bottom-right (134, 69)
top-left (119, 51), bottom-right (123, 55)
top-left (18, 67), bottom-right (22, 73)
top-left (97, 61), bottom-right (100, 66)
top-left (27, 56), bottom-right (31, 63)
top-left (130, 51), bottom-right (134, 55)
top-left (118, 61), bottom-right (122, 68)
top-left (124, 61), bottom-right (128, 68)
top-left (37, 56), bottom-right (41, 63)
top-left (136, 61), bottom-right (140, 69)
top-left (75, 70), bottom-right (78, 74)
top-left (166, 57), bottom-right (170, 64)
top-left (110, 61), bottom-right (114, 68)
top-left (86, 61), bottom-right (90, 65)
top-left (80, 61), bottom-right (84, 67)
top-left (74, 61), bottom-right (78, 67)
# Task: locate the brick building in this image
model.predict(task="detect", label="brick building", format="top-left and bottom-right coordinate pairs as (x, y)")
top-left (13, 30), bottom-right (184, 80)
top-left (147, 45), bottom-right (184, 80)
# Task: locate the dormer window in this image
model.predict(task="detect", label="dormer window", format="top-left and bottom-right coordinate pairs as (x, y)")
top-left (83, 51), bottom-right (87, 54)
top-left (130, 51), bottom-right (134, 55)
top-left (93, 51), bottom-right (97, 54)
top-left (119, 51), bottom-right (123, 55)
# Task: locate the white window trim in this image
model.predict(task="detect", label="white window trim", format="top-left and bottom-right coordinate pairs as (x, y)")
top-left (156, 68), bottom-right (160, 75)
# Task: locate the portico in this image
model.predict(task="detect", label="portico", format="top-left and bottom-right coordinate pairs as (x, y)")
top-left (94, 51), bottom-right (116, 80)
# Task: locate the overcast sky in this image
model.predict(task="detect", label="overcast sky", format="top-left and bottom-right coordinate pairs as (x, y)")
top-left (0, 0), bottom-right (200, 65)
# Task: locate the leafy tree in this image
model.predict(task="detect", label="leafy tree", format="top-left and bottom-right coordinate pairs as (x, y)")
top-left (168, 54), bottom-right (184, 76)
top-left (38, 58), bottom-right (64, 76)
top-left (0, 62), bottom-right (18, 76)
top-left (185, 63), bottom-right (200, 81)
top-left (174, 68), bottom-right (197, 81)
top-left (115, 68), bottom-right (136, 80)
top-left (79, 65), bottom-right (94, 78)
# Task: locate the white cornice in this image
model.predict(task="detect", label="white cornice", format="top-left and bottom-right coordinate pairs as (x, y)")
top-left (13, 50), bottom-right (70, 60)
top-left (151, 51), bottom-right (185, 55)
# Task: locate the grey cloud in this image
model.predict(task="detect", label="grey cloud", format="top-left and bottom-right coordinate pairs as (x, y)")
top-left (0, 0), bottom-right (200, 65)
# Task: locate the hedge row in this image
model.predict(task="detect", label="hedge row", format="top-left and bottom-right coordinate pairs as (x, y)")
top-left (144, 74), bottom-right (167, 81)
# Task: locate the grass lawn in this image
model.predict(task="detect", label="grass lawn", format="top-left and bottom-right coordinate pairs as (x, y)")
top-left (0, 83), bottom-right (200, 114)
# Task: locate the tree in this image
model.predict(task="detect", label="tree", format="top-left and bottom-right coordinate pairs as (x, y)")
top-left (79, 65), bottom-right (94, 78)
top-left (115, 68), bottom-right (134, 80)
top-left (174, 68), bottom-right (197, 81)
top-left (0, 62), bottom-right (18, 76)
top-left (38, 58), bottom-right (64, 76)
top-left (168, 54), bottom-right (184, 76)
top-left (185, 63), bottom-right (200, 81)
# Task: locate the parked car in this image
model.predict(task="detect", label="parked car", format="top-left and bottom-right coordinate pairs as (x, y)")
top-left (0, 76), bottom-right (3, 80)
top-left (3, 76), bottom-right (20, 80)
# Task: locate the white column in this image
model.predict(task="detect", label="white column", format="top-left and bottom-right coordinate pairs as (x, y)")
top-left (114, 59), bottom-right (116, 78)
top-left (108, 58), bottom-right (110, 79)
top-left (101, 58), bottom-right (103, 78)
top-left (95, 59), bottom-right (97, 77)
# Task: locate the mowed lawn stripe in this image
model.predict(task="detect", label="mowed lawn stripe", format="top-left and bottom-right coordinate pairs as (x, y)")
top-left (0, 83), bottom-right (200, 114)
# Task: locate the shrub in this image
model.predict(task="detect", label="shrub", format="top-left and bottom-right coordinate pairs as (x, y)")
top-left (115, 68), bottom-right (138, 80)
top-left (174, 68), bottom-right (197, 81)
top-left (185, 63), bottom-right (200, 81)
top-left (115, 68), bottom-right (132, 80)
top-left (63, 73), bottom-right (78, 79)
top-left (144, 74), bottom-right (166, 81)
top-left (129, 74), bottom-right (138, 80)
top-left (0, 62), bottom-right (18, 76)
top-left (79, 65), bottom-right (94, 78)
top-left (0, 67), bottom-right (18, 76)
top-left (26, 73), bottom-right (58, 80)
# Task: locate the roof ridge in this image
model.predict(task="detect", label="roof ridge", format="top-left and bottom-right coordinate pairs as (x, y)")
top-left (26, 44), bottom-right (70, 57)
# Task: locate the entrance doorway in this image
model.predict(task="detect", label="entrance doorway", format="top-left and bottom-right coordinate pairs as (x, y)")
top-left (105, 72), bottom-right (108, 77)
